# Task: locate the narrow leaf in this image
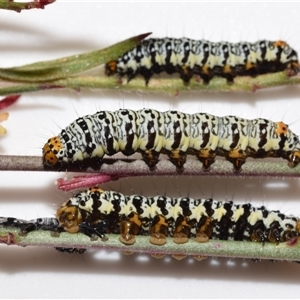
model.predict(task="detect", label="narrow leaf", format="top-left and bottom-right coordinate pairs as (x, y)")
top-left (0, 32), bottom-right (151, 82)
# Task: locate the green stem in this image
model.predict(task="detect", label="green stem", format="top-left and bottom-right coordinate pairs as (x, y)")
top-left (0, 227), bottom-right (299, 261)
top-left (0, 71), bottom-right (299, 96)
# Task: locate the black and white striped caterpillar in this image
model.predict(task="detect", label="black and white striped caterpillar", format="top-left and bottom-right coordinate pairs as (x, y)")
top-left (43, 109), bottom-right (300, 172)
top-left (0, 216), bottom-right (60, 235)
top-left (105, 38), bottom-right (300, 84)
top-left (56, 187), bottom-right (300, 246)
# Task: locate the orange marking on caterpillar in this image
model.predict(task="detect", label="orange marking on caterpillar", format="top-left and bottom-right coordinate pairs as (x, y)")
top-left (276, 122), bottom-right (288, 135)
top-left (273, 40), bottom-right (288, 47)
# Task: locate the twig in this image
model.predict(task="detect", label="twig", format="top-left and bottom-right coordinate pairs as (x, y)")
top-left (0, 225), bottom-right (299, 262)
top-left (1, 155), bottom-right (300, 180)
top-left (0, 0), bottom-right (55, 12)
top-left (0, 71), bottom-right (300, 96)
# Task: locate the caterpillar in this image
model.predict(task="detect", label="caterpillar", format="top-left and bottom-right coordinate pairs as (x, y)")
top-left (0, 217), bottom-right (86, 254)
top-left (43, 109), bottom-right (300, 173)
top-left (0, 216), bottom-right (60, 235)
top-left (56, 187), bottom-right (300, 246)
top-left (105, 38), bottom-right (300, 84)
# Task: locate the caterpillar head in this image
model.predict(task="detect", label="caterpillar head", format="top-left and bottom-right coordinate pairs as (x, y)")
top-left (105, 61), bottom-right (118, 76)
top-left (273, 41), bottom-right (300, 75)
top-left (43, 136), bottom-right (63, 166)
top-left (56, 204), bottom-right (82, 233)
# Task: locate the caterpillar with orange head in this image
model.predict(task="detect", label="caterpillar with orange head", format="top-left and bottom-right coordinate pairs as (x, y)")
top-left (105, 38), bottom-right (300, 84)
top-left (56, 187), bottom-right (300, 246)
top-left (43, 109), bottom-right (300, 173)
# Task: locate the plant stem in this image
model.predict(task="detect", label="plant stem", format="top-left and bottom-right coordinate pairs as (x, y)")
top-left (1, 154), bottom-right (300, 176)
top-left (0, 71), bottom-right (299, 96)
top-left (0, 226), bottom-right (299, 261)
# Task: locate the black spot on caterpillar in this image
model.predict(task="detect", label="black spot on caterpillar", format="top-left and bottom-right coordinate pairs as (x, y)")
top-left (56, 187), bottom-right (300, 246)
top-left (105, 38), bottom-right (300, 84)
top-left (43, 109), bottom-right (300, 172)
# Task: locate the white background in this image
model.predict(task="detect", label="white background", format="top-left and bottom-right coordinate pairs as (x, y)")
top-left (1, 1), bottom-right (300, 298)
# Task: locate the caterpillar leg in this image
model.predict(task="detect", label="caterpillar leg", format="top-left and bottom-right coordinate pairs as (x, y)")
top-left (233, 216), bottom-right (249, 241)
top-left (178, 65), bottom-right (193, 85)
top-left (139, 67), bottom-right (154, 85)
top-left (127, 66), bottom-right (155, 84)
top-left (218, 215), bottom-right (233, 240)
top-left (221, 65), bottom-right (235, 84)
top-left (141, 149), bottom-right (160, 169)
top-left (288, 151), bottom-right (300, 168)
top-left (78, 222), bottom-right (108, 242)
top-left (119, 213), bottom-right (142, 245)
top-left (198, 65), bottom-right (214, 84)
top-left (126, 70), bottom-right (138, 83)
top-left (286, 61), bottom-right (300, 76)
top-left (192, 64), bottom-right (213, 83)
top-left (168, 150), bottom-right (187, 172)
top-left (226, 148), bottom-right (247, 172)
top-left (173, 216), bottom-right (191, 244)
top-left (194, 216), bottom-right (213, 243)
top-left (250, 220), bottom-right (266, 243)
top-left (267, 228), bottom-right (281, 244)
top-left (149, 215), bottom-right (168, 246)
top-left (196, 149), bottom-right (216, 171)
top-left (266, 221), bottom-right (282, 244)
top-left (17, 223), bottom-right (37, 236)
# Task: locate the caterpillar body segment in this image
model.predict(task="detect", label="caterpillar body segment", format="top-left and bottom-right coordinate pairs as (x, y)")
top-left (0, 217), bottom-right (60, 236)
top-left (43, 109), bottom-right (300, 173)
top-left (105, 38), bottom-right (300, 85)
top-left (56, 187), bottom-right (300, 246)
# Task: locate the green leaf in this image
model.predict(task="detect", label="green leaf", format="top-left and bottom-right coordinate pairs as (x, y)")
top-left (0, 32), bottom-right (151, 82)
